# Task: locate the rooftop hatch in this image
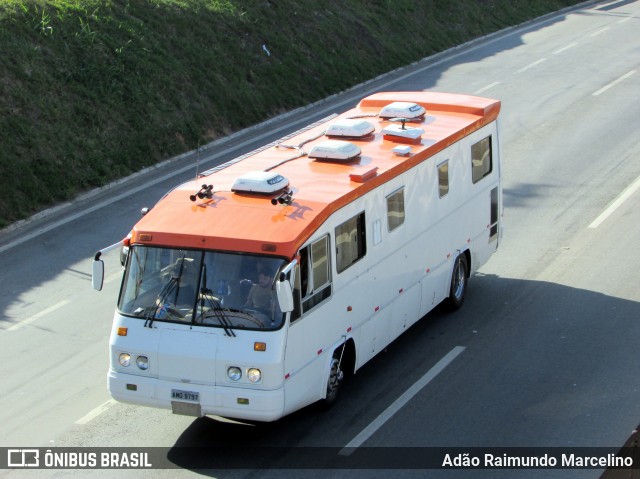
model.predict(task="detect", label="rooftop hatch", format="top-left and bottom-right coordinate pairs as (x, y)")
top-left (381, 124), bottom-right (425, 141)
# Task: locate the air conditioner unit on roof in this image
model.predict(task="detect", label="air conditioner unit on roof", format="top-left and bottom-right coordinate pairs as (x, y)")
top-left (231, 171), bottom-right (289, 194)
top-left (325, 119), bottom-right (375, 138)
top-left (379, 102), bottom-right (426, 119)
top-left (308, 140), bottom-right (361, 162)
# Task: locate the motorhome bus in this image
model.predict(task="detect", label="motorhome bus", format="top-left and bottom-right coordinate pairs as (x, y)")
top-left (93, 91), bottom-right (502, 422)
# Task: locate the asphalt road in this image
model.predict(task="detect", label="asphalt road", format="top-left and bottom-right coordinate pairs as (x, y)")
top-left (1, 1), bottom-right (639, 478)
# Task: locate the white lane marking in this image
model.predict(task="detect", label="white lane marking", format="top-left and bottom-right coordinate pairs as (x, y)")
top-left (589, 174), bottom-right (640, 229)
top-left (514, 58), bottom-right (547, 74)
top-left (339, 346), bottom-right (466, 455)
top-left (553, 42), bottom-right (578, 55)
top-left (593, 70), bottom-right (636, 96)
top-left (474, 81), bottom-right (501, 95)
top-left (590, 27), bottom-right (610, 37)
top-left (5, 300), bottom-right (71, 332)
top-left (75, 399), bottom-right (118, 425)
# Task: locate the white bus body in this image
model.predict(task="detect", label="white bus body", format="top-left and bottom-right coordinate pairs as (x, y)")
top-left (94, 91), bottom-right (502, 422)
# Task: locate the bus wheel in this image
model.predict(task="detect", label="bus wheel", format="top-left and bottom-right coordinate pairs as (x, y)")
top-left (447, 253), bottom-right (468, 310)
top-left (321, 355), bottom-right (344, 409)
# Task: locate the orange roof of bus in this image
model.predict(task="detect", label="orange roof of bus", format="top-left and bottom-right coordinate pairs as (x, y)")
top-left (130, 91), bottom-right (500, 259)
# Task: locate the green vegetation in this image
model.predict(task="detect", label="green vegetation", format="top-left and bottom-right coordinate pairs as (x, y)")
top-left (0, 0), bottom-right (582, 228)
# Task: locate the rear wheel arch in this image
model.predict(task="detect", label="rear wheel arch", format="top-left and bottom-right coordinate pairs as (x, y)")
top-left (318, 338), bottom-right (356, 410)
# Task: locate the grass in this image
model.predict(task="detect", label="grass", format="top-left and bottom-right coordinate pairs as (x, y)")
top-left (0, 0), bottom-right (583, 228)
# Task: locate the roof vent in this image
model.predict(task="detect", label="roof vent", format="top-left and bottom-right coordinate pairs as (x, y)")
top-left (392, 145), bottom-right (412, 156)
top-left (308, 140), bottom-right (361, 162)
top-left (381, 124), bottom-right (425, 143)
top-left (379, 102), bottom-right (426, 119)
top-left (231, 171), bottom-right (289, 194)
top-left (325, 119), bottom-right (375, 138)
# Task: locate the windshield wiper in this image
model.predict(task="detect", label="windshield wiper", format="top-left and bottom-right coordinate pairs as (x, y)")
top-left (198, 288), bottom-right (236, 337)
top-left (146, 253), bottom-right (191, 327)
top-left (145, 276), bottom-right (178, 328)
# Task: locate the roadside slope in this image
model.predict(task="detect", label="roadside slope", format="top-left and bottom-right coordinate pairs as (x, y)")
top-left (0, 0), bottom-right (583, 227)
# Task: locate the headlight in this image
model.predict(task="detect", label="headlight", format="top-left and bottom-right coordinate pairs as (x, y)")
top-left (247, 368), bottom-right (261, 383)
top-left (119, 353), bottom-right (131, 367)
top-left (136, 356), bottom-right (149, 370)
top-left (227, 366), bottom-right (242, 381)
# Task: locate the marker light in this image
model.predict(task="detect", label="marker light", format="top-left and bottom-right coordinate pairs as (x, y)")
top-left (254, 342), bottom-right (267, 352)
top-left (119, 353), bottom-right (131, 367)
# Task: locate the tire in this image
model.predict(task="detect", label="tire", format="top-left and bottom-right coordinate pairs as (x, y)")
top-left (319, 354), bottom-right (344, 410)
top-left (446, 253), bottom-right (468, 311)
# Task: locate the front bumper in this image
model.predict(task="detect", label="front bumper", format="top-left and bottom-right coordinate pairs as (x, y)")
top-left (108, 369), bottom-right (285, 422)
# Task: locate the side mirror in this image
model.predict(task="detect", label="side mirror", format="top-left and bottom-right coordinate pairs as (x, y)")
top-left (275, 279), bottom-right (294, 313)
top-left (275, 259), bottom-right (297, 313)
top-left (92, 254), bottom-right (105, 291)
top-left (91, 240), bottom-right (124, 292)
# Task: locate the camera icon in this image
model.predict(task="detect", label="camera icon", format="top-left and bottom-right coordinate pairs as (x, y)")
top-left (7, 449), bottom-right (39, 467)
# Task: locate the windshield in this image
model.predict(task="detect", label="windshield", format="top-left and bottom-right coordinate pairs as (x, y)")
top-left (118, 246), bottom-right (287, 331)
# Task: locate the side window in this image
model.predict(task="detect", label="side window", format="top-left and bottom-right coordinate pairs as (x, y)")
top-left (471, 136), bottom-right (492, 183)
top-left (386, 188), bottom-right (405, 232)
top-left (311, 238), bottom-right (329, 291)
top-left (438, 161), bottom-right (449, 198)
top-left (335, 212), bottom-right (366, 273)
top-left (295, 235), bottom-right (332, 317)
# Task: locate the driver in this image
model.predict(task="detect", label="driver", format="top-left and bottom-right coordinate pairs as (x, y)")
top-left (158, 258), bottom-right (198, 318)
top-left (245, 270), bottom-right (274, 312)
top-left (173, 271), bottom-right (197, 309)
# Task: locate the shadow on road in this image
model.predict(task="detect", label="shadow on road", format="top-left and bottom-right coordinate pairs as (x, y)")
top-left (160, 273), bottom-right (640, 475)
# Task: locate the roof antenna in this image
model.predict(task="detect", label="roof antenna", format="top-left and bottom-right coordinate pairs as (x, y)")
top-left (195, 141), bottom-right (201, 180)
top-left (390, 117), bottom-right (408, 130)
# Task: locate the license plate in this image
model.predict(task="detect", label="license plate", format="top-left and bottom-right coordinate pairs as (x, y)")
top-left (171, 389), bottom-right (199, 402)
